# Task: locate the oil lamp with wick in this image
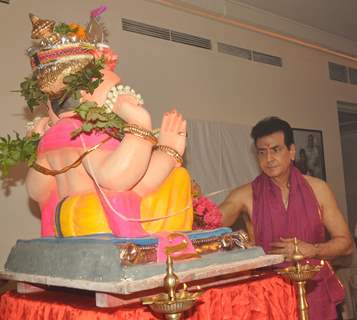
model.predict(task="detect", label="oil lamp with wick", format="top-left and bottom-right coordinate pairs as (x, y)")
top-left (278, 237), bottom-right (323, 320)
top-left (142, 254), bottom-right (202, 319)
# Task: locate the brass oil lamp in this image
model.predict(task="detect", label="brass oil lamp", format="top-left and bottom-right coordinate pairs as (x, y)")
top-left (142, 255), bottom-right (202, 319)
top-left (278, 238), bottom-right (322, 320)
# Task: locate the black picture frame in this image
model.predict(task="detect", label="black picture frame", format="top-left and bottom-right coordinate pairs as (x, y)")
top-left (293, 128), bottom-right (326, 180)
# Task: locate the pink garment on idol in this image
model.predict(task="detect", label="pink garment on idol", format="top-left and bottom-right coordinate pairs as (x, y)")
top-left (40, 190), bottom-right (58, 237)
top-left (38, 117), bottom-right (146, 237)
top-left (252, 165), bottom-right (344, 320)
top-left (38, 117), bottom-right (119, 154)
top-left (101, 190), bottom-right (146, 237)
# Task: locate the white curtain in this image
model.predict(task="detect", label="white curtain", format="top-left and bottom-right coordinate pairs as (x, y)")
top-left (185, 119), bottom-right (261, 204)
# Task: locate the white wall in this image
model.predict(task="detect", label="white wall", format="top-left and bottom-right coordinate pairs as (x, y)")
top-left (1, 0), bottom-right (357, 267)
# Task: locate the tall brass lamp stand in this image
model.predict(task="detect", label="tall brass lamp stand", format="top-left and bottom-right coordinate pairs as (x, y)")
top-left (278, 238), bottom-right (322, 320)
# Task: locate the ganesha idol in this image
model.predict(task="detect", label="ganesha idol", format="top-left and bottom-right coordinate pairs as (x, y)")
top-left (24, 12), bottom-right (194, 241)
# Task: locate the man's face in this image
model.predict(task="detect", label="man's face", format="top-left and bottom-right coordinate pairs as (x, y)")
top-left (255, 131), bottom-right (295, 178)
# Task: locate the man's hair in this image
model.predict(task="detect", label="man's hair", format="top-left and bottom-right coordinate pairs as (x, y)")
top-left (250, 116), bottom-right (294, 148)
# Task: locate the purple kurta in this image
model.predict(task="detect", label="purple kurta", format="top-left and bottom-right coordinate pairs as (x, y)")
top-left (252, 166), bottom-right (344, 320)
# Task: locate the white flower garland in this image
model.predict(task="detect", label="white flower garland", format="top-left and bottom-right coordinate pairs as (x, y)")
top-left (103, 84), bottom-right (144, 113)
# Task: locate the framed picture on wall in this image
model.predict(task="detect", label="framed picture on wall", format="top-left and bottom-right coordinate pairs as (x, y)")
top-left (293, 128), bottom-right (326, 180)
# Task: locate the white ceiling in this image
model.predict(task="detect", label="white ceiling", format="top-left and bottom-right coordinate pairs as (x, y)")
top-left (233, 0), bottom-right (357, 43)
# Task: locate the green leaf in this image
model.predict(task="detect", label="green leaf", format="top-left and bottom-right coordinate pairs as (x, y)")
top-left (0, 132), bottom-right (40, 177)
top-left (71, 100), bottom-right (127, 138)
top-left (54, 23), bottom-right (72, 35)
top-left (61, 57), bottom-right (105, 101)
top-left (82, 123), bottom-right (93, 132)
top-left (16, 76), bottom-right (48, 112)
top-left (96, 121), bottom-right (106, 128)
top-left (70, 128), bottom-right (82, 138)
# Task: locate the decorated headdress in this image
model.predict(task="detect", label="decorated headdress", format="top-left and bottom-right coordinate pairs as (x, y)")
top-left (26, 6), bottom-right (117, 101)
top-left (1, 7), bottom-right (125, 178)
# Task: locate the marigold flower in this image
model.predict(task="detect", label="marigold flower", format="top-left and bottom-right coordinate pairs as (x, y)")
top-left (68, 23), bottom-right (87, 40)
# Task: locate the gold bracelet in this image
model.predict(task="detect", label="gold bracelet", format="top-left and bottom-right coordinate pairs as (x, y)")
top-left (123, 124), bottom-right (158, 145)
top-left (153, 144), bottom-right (183, 165)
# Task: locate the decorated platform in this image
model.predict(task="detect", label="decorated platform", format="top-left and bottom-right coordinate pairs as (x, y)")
top-left (0, 228), bottom-right (283, 295)
top-left (0, 228), bottom-right (284, 308)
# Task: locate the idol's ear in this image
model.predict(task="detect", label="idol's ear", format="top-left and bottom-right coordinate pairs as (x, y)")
top-left (289, 143), bottom-right (296, 161)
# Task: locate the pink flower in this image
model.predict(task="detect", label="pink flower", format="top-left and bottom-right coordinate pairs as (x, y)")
top-left (92, 47), bottom-right (118, 71)
top-left (204, 210), bottom-right (221, 227)
top-left (90, 5), bottom-right (107, 18)
top-left (195, 204), bottom-right (205, 215)
top-left (192, 195), bottom-right (222, 230)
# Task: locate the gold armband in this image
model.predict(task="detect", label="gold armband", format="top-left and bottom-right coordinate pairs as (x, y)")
top-left (153, 144), bottom-right (183, 165)
top-left (123, 124), bottom-right (158, 145)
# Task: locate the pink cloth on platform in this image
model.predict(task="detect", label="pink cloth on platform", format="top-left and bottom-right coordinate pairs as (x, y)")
top-left (252, 165), bottom-right (344, 320)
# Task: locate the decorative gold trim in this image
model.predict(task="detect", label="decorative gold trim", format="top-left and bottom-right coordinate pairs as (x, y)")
top-left (153, 144), bottom-right (183, 165)
top-left (123, 124), bottom-right (158, 145)
top-left (119, 230), bottom-right (250, 265)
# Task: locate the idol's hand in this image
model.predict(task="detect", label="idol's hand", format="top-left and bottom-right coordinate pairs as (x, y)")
top-left (158, 109), bottom-right (187, 161)
top-left (269, 237), bottom-right (317, 259)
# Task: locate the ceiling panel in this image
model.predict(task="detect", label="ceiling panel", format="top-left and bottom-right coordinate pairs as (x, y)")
top-left (232, 0), bottom-right (357, 42)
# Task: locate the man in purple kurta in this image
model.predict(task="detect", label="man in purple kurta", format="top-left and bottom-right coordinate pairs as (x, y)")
top-left (220, 117), bottom-right (352, 320)
top-left (253, 165), bottom-right (344, 318)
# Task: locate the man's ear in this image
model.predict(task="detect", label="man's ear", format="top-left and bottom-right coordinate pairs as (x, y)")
top-left (289, 144), bottom-right (296, 161)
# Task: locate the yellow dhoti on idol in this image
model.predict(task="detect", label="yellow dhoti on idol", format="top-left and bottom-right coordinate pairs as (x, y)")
top-left (140, 167), bottom-right (193, 234)
top-left (56, 193), bottom-right (112, 237)
top-left (56, 167), bottom-right (193, 237)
